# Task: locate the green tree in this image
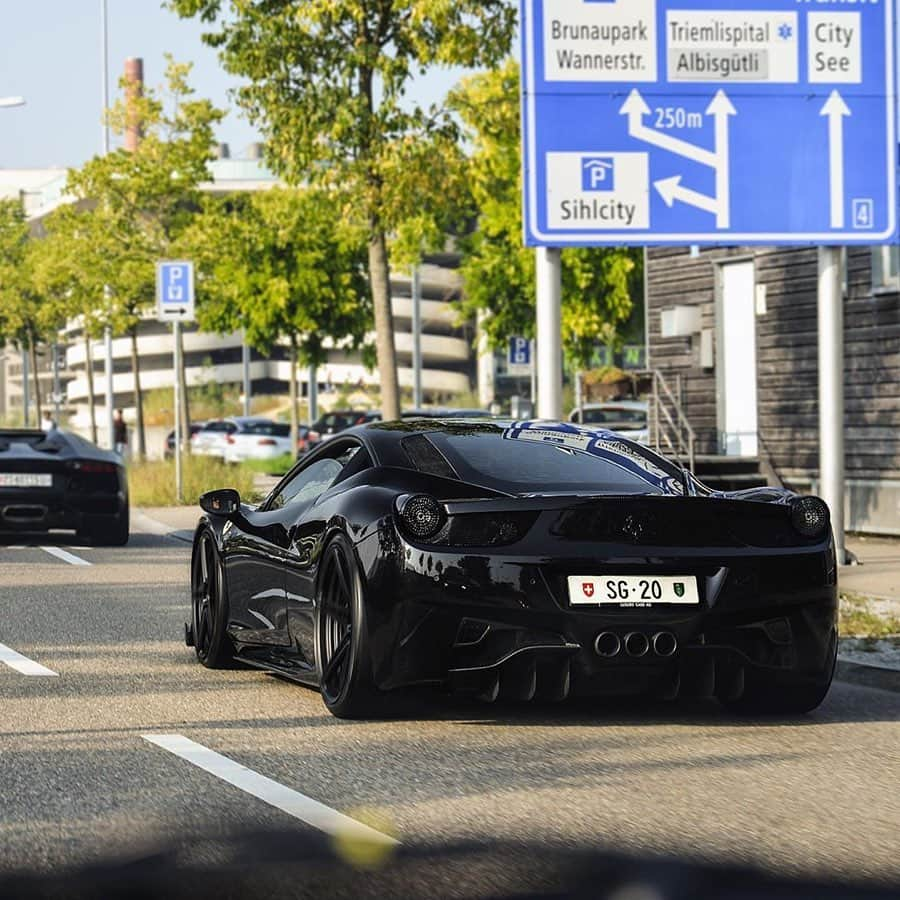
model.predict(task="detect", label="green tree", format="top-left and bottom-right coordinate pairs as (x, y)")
top-left (183, 187), bottom-right (371, 448)
top-left (451, 61), bottom-right (641, 371)
top-left (62, 58), bottom-right (223, 457)
top-left (169, 0), bottom-right (516, 420)
top-left (0, 200), bottom-right (61, 426)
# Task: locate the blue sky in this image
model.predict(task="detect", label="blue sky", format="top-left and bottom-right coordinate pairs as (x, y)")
top-left (0, 0), bottom-right (468, 170)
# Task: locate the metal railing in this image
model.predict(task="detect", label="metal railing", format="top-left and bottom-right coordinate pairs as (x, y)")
top-left (638, 369), bottom-right (696, 471)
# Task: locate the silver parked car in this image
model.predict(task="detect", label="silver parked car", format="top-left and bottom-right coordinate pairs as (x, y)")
top-left (223, 421), bottom-right (294, 464)
top-left (568, 400), bottom-right (649, 444)
top-left (191, 417), bottom-right (277, 459)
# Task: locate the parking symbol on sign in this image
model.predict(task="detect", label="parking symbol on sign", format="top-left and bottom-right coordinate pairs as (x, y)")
top-left (582, 157), bottom-right (615, 192)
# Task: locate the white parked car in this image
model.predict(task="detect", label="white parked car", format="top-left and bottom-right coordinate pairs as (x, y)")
top-left (191, 417), bottom-right (277, 459)
top-left (568, 400), bottom-right (649, 444)
top-left (223, 421), bottom-right (294, 464)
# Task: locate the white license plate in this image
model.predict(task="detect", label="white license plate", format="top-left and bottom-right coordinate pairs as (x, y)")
top-left (0, 472), bottom-right (52, 488)
top-left (568, 575), bottom-right (699, 606)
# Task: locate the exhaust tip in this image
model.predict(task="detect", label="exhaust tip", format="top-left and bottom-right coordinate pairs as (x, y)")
top-left (652, 631), bottom-right (678, 658)
top-left (624, 632), bottom-right (650, 658)
top-left (594, 631), bottom-right (621, 658)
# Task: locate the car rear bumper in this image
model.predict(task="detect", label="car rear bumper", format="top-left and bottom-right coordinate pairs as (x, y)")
top-left (0, 488), bottom-right (127, 534)
top-left (357, 530), bottom-right (837, 697)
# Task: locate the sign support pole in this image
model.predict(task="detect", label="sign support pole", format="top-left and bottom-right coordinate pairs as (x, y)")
top-left (242, 333), bottom-right (251, 417)
top-left (817, 246), bottom-right (846, 565)
top-left (308, 364), bottom-right (319, 425)
top-left (535, 248), bottom-right (562, 420)
top-left (412, 265), bottom-right (423, 409)
top-left (173, 320), bottom-right (183, 506)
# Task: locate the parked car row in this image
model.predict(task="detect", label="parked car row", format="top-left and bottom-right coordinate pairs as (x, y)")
top-left (164, 405), bottom-right (648, 463)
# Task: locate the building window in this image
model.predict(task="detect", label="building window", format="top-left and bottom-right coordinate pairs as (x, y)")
top-left (871, 245), bottom-right (900, 291)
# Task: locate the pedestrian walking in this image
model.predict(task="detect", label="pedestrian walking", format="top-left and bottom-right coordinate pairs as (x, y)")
top-left (113, 409), bottom-right (128, 458)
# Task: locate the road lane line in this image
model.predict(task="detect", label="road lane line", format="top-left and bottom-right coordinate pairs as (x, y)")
top-left (40, 546), bottom-right (92, 566)
top-left (143, 734), bottom-right (398, 846)
top-left (0, 643), bottom-right (58, 676)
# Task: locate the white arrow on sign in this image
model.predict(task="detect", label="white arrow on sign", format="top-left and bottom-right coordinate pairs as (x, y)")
top-left (619, 89), bottom-right (717, 169)
top-left (820, 90), bottom-right (851, 229)
top-left (654, 176), bottom-right (718, 216)
top-left (707, 90), bottom-right (737, 229)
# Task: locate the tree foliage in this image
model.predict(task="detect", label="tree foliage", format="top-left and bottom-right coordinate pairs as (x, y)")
top-left (451, 61), bottom-right (642, 370)
top-left (63, 57), bottom-right (223, 337)
top-left (169, 0), bottom-right (516, 418)
top-left (183, 187), bottom-right (371, 444)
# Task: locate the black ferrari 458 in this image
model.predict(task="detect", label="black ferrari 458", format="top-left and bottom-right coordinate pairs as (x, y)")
top-left (188, 419), bottom-right (837, 718)
top-left (0, 428), bottom-right (129, 545)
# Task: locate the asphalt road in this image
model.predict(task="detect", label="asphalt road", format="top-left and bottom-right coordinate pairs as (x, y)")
top-left (1, 521), bottom-right (899, 890)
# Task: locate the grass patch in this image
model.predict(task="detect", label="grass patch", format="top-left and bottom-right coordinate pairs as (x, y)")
top-left (839, 591), bottom-right (900, 638)
top-left (128, 456), bottom-right (261, 507)
top-left (239, 454), bottom-right (295, 478)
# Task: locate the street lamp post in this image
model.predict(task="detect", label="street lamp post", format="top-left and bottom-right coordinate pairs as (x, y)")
top-left (100, 0), bottom-right (115, 451)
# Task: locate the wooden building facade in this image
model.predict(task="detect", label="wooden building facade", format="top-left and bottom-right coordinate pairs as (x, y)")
top-left (646, 245), bottom-right (900, 535)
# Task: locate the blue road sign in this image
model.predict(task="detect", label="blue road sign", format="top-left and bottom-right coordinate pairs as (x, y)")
top-left (521, 0), bottom-right (897, 246)
top-left (508, 336), bottom-right (533, 375)
top-left (156, 261), bottom-right (195, 322)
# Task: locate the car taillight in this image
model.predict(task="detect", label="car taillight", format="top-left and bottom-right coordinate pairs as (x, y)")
top-left (790, 496), bottom-right (829, 539)
top-left (308, 431), bottom-right (321, 442)
top-left (258, 438), bottom-right (277, 446)
top-left (397, 494), bottom-right (446, 540)
top-left (69, 461), bottom-right (118, 474)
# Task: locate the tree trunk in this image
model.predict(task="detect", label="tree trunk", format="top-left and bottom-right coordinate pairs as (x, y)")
top-left (85, 334), bottom-right (98, 444)
top-left (29, 338), bottom-right (43, 425)
top-left (289, 336), bottom-right (299, 453)
top-left (368, 222), bottom-right (400, 420)
top-left (177, 325), bottom-right (191, 455)
top-left (130, 327), bottom-right (146, 460)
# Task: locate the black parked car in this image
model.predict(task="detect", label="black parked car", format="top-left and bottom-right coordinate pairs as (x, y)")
top-left (188, 420), bottom-right (837, 718)
top-left (0, 428), bottom-right (128, 545)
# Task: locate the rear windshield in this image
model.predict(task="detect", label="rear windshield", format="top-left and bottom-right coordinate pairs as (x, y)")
top-left (245, 423), bottom-right (290, 438)
top-left (422, 428), bottom-right (680, 495)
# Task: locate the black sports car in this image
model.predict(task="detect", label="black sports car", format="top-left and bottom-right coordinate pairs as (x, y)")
top-left (188, 420), bottom-right (837, 718)
top-left (0, 428), bottom-right (129, 545)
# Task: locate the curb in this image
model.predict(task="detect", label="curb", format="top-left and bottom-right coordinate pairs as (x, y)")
top-left (132, 509), bottom-right (195, 545)
top-left (835, 659), bottom-right (900, 694)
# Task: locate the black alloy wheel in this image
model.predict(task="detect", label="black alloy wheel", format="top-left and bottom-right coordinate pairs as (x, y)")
top-left (191, 530), bottom-right (232, 668)
top-left (315, 534), bottom-right (379, 718)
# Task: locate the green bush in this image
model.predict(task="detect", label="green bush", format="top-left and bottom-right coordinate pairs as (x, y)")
top-left (128, 456), bottom-right (261, 507)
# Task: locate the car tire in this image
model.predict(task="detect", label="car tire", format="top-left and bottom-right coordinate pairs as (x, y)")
top-left (80, 504), bottom-right (130, 547)
top-left (191, 529), bottom-right (234, 669)
top-left (721, 630), bottom-right (837, 715)
top-left (314, 533), bottom-right (382, 719)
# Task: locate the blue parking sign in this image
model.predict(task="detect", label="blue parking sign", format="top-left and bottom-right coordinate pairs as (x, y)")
top-left (508, 337), bottom-right (534, 375)
top-left (157, 261), bottom-right (195, 322)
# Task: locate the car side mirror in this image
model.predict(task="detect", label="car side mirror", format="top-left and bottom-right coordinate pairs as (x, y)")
top-left (199, 488), bottom-right (241, 517)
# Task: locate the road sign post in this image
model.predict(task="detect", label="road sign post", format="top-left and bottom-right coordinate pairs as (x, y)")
top-left (818, 247), bottom-right (846, 564)
top-left (157, 261), bottom-right (196, 506)
top-left (521, 0), bottom-right (896, 560)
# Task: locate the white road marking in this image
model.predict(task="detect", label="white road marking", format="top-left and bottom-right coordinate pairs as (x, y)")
top-left (0, 642), bottom-right (58, 676)
top-left (40, 546), bottom-right (91, 566)
top-left (143, 734), bottom-right (398, 846)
